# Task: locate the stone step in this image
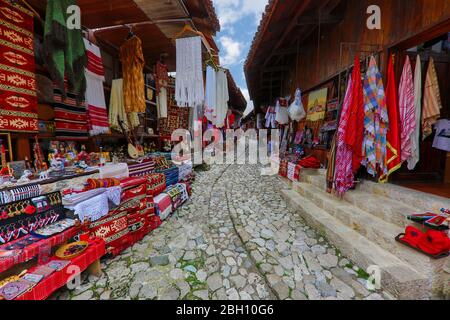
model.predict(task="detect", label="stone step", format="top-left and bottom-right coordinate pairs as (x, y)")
top-left (293, 182), bottom-right (433, 275)
top-left (281, 189), bottom-right (430, 299)
top-left (358, 179), bottom-right (450, 214)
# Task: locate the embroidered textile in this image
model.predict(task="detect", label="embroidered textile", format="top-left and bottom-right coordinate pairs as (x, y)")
top-left (422, 57), bottom-right (442, 140)
top-left (53, 84), bottom-right (88, 140)
top-left (73, 192), bottom-right (109, 223)
top-left (158, 92), bottom-right (190, 137)
top-left (0, 0), bottom-right (38, 132)
top-left (362, 56), bottom-right (388, 177)
top-left (407, 56), bottom-right (422, 170)
top-left (120, 36), bottom-right (146, 113)
top-left (275, 98), bottom-right (289, 125)
top-left (204, 66), bottom-right (216, 122)
top-left (214, 69), bottom-right (229, 128)
top-left (84, 39), bottom-right (109, 136)
top-left (398, 56), bottom-right (416, 162)
top-left (175, 37), bottom-right (204, 108)
top-left (157, 87), bottom-right (168, 119)
top-left (154, 193), bottom-right (172, 221)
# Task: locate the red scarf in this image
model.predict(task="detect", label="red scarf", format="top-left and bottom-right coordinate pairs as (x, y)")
top-left (380, 54), bottom-right (402, 182)
top-left (344, 56), bottom-right (365, 174)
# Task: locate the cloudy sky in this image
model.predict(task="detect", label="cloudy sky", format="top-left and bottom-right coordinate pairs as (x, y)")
top-left (213, 0), bottom-right (269, 116)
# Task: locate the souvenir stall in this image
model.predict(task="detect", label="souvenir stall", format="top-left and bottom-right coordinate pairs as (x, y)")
top-left (0, 0), bottom-right (226, 300)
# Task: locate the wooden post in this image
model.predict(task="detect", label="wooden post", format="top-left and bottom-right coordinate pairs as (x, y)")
top-left (87, 259), bottom-right (102, 278)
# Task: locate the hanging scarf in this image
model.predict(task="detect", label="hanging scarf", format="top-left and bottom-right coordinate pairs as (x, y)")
top-left (44, 0), bottom-right (87, 102)
top-left (0, 0), bottom-right (38, 132)
top-left (362, 56), bottom-right (388, 177)
top-left (204, 66), bottom-right (217, 122)
top-left (380, 54), bottom-right (402, 183)
top-left (214, 69), bottom-right (229, 128)
top-left (422, 57), bottom-right (442, 140)
top-left (334, 75), bottom-right (355, 196)
top-left (108, 79), bottom-right (140, 130)
top-left (175, 36), bottom-right (204, 108)
top-left (407, 56), bottom-right (422, 170)
top-left (344, 56), bottom-right (364, 174)
top-left (326, 133), bottom-right (337, 193)
top-left (120, 36), bottom-right (146, 114)
top-left (84, 39), bottom-right (109, 136)
top-left (398, 56), bottom-right (416, 162)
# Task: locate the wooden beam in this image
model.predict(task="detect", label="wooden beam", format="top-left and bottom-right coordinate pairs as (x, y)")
top-left (297, 14), bottom-right (343, 25)
top-left (262, 65), bottom-right (290, 73)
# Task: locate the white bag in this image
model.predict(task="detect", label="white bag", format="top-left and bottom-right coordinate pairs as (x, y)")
top-left (288, 88), bottom-right (306, 121)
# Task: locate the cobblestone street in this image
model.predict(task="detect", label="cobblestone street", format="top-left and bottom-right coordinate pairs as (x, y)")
top-left (53, 163), bottom-right (393, 300)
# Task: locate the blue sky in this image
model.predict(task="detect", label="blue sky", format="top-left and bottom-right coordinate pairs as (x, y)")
top-left (213, 0), bottom-right (269, 116)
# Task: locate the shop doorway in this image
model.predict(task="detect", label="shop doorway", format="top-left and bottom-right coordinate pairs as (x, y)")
top-left (391, 32), bottom-right (450, 198)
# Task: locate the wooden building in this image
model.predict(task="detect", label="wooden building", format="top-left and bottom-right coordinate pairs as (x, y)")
top-left (245, 0), bottom-right (450, 195)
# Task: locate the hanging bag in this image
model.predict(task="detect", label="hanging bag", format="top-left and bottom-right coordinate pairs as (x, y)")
top-left (288, 88), bottom-right (306, 121)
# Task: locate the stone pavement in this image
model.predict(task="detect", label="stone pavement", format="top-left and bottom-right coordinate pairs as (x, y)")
top-left (52, 163), bottom-right (393, 300)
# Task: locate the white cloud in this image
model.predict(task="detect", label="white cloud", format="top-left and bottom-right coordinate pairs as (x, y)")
top-left (214, 0), bottom-right (268, 28)
top-left (219, 36), bottom-right (243, 66)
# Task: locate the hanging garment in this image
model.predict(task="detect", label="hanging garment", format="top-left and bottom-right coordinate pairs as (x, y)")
top-left (380, 54), bottom-right (402, 183)
top-left (362, 56), bottom-right (388, 177)
top-left (157, 87), bottom-right (168, 119)
top-left (345, 56), bottom-right (365, 174)
top-left (334, 76), bottom-right (355, 196)
top-left (432, 119), bottom-right (450, 152)
top-left (0, 0), bottom-right (38, 132)
top-left (44, 0), bottom-right (87, 102)
top-left (288, 89), bottom-right (306, 121)
top-left (83, 39), bottom-right (109, 136)
top-left (120, 36), bottom-right (146, 114)
top-left (326, 134), bottom-right (337, 193)
top-left (265, 106), bottom-right (276, 128)
top-left (214, 69), bottom-right (229, 128)
top-left (53, 82), bottom-right (89, 140)
top-left (422, 57), bottom-right (442, 140)
top-left (204, 66), bottom-right (217, 122)
top-left (275, 99), bottom-right (290, 125)
top-left (175, 36), bottom-right (204, 108)
top-left (407, 56), bottom-right (422, 171)
top-left (398, 56), bottom-right (416, 162)
top-left (155, 61), bottom-right (169, 95)
top-left (108, 79), bottom-right (140, 130)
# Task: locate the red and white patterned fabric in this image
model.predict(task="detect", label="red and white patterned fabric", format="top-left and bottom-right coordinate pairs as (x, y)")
top-left (0, 0), bottom-right (38, 132)
top-left (84, 39), bottom-right (109, 136)
top-left (154, 193), bottom-right (172, 221)
top-left (398, 56), bottom-right (416, 162)
top-left (287, 162), bottom-right (301, 182)
top-left (334, 75), bottom-right (355, 196)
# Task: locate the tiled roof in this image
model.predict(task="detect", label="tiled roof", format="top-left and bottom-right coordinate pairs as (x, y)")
top-left (204, 0), bottom-right (221, 33)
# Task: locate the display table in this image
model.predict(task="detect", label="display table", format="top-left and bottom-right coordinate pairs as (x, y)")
top-left (15, 238), bottom-right (105, 300)
top-left (0, 226), bottom-right (81, 274)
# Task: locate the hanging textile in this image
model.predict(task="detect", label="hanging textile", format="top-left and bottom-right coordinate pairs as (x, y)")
top-left (83, 39), bottom-right (109, 136)
top-left (362, 56), bottom-right (388, 177)
top-left (326, 133), bottom-right (337, 193)
top-left (380, 54), bottom-right (402, 183)
top-left (44, 0), bottom-right (87, 102)
top-left (214, 69), bottom-right (229, 128)
top-left (175, 36), bottom-right (204, 108)
top-left (345, 56), bottom-right (364, 174)
top-left (432, 119), bottom-right (450, 152)
top-left (265, 106), bottom-right (276, 128)
top-left (398, 56), bottom-right (416, 162)
top-left (157, 87), bottom-right (168, 119)
top-left (155, 61), bottom-right (169, 95)
top-left (0, 0), bottom-right (38, 132)
top-left (334, 76), bottom-right (355, 196)
top-left (108, 79), bottom-right (140, 130)
top-left (407, 56), bottom-right (422, 170)
top-left (204, 66), bottom-right (216, 122)
top-left (53, 82), bottom-right (88, 140)
top-left (275, 98), bottom-right (290, 125)
top-left (422, 57), bottom-right (442, 141)
top-left (120, 36), bottom-right (146, 114)
top-left (158, 85), bottom-right (190, 136)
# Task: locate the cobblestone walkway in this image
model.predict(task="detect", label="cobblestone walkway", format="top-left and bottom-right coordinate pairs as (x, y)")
top-left (52, 163), bottom-right (392, 300)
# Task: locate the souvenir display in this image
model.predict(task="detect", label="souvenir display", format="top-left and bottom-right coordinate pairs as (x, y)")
top-left (55, 241), bottom-right (89, 260)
